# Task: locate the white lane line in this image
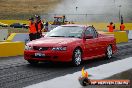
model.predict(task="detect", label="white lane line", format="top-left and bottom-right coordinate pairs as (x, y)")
top-left (25, 57), bottom-right (132, 88)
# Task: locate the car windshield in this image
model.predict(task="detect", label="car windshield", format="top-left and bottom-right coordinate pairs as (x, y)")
top-left (45, 26), bottom-right (83, 38)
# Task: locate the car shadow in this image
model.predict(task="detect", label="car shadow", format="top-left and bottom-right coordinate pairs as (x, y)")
top-left (26, 55), bottom-right (119, 72)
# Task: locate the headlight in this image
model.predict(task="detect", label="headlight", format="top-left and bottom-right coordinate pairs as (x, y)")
top-left (52, 46), bottom-right (67, 51)
top-left (25, 45), bottom-right (33, 50)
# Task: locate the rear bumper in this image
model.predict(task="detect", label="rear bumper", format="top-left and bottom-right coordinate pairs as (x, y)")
top-left (24, 50), bottom-right (72, 62)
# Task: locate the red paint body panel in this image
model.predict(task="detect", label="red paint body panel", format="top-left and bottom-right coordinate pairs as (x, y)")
top-left (24, 25), bottom-right (117, 62)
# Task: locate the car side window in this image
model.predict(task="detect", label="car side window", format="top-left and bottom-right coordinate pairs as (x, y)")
top-left (84, 28), bottom-right (91, 35)
top-left (85, 27), bottom-right (98, 38)
top-left (92, 27), bottom-right (98, 38)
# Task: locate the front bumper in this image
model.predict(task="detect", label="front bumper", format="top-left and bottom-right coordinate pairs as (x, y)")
top-left (24, 50), bottom-right (72, 62)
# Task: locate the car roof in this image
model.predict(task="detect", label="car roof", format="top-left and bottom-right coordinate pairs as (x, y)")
top-left (61, 24), bottom-right (92, 29)
top-left (54, 16), bottom-right (63, 18)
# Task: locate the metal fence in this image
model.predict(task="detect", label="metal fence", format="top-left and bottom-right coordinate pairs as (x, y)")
top-left (0, 13), bottom-right (131, 23)
top-left (41, 13), bottom-right (120, 23)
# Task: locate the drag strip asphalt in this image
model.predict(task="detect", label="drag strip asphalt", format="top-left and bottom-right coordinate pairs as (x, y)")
top-left (25, 57), bottom-right (132, 88)
top-left (0, 41), bottom-right (132, 88)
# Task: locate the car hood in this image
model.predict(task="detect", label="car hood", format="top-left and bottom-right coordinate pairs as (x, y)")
top-left (27, 37), bottom-right (80, 47)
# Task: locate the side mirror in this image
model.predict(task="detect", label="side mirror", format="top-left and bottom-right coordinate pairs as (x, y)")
top-left (85, 34), bottom-right (93, 39)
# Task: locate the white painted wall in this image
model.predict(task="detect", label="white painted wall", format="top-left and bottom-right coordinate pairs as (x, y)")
top-left (12, 33), bottom-right (29, 43)
top-left (0, 29), bottom-right (8, 40)
top-left (128, 30), bottom-right (132, 39)
top-left (12, 32), bottom-right (47, 43)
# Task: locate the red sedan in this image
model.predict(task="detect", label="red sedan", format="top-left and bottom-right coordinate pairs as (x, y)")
top-left (24, 24), bottom-right (117, 66)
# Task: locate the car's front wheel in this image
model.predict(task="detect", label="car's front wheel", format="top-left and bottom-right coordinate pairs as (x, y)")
top-left (72, 48), bottom-right (82, 66)
top-left (28, 60), bottom-right (39, 65)
top-left (105, 45), bottom-right (113, 59)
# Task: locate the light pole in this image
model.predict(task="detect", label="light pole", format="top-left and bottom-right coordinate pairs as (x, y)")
top-left (75, 6), bottom-right (78, 11)
top-left (114, 0), bottom-right (115, 3)
top-left (118, 5), bottom-right (122, 21)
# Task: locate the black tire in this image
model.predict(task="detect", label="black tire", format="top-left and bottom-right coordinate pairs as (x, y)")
top-left (72, 48), bottom-right (82, 66)
top-left (105, 45), bottom-right (113, 59)
top-left (28, 60), bottom-right (39, 65)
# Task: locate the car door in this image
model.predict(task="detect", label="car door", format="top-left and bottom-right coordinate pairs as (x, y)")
top-left (83, 27), bottom-right (98, 59)
top-left (91, 26), bottom-right (106, 56)
top-left (91, 27), bottom-right (105, 55)
top-left (95, 31), bottom-right (107, 55)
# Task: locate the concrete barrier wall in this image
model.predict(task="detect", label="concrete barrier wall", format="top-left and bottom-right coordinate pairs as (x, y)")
top-left (104, 31), bottom-right (128, 43)
top-left (0, 29), bottom-right (8, 40)
top-left (0, 41), bottom-right (24, 57)
top-left (13, 33), bottom-right (29, 42)
top-left (7, 32), bottom-right (47, 43)
top-left (0, 32), bottom-right (49, 57)
top-left (6, 33), bottom-right (16, 42)
top-left (128, 30), bottom-right (132, 40)
top-left (90, 23), bottom-right (132, 31)
top-left (7, 33), bottom-right (29, 43)
top-left (0, 31), bottom-right (128, 57)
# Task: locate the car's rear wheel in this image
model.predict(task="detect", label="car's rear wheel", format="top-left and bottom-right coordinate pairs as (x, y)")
top-left (72, 48), bottom-right (82, 66)
top-left (105, 45), bottom-right (113, 59)
top-left (28, 60), bottom-right (39, 65)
